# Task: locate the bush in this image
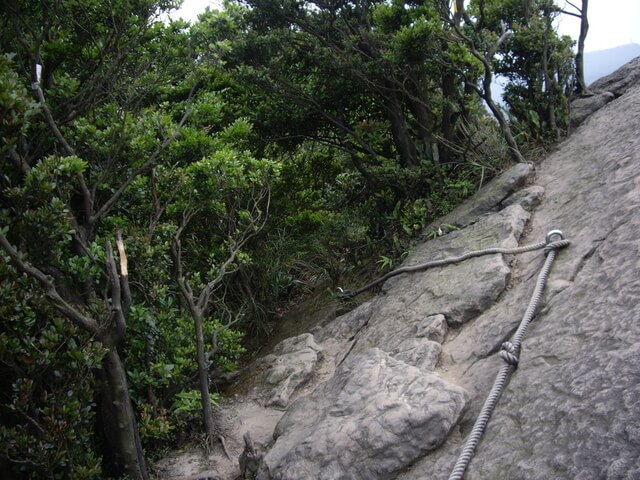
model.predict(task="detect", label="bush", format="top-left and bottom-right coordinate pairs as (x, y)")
top-left (0, 262), bottom-right (104, 479)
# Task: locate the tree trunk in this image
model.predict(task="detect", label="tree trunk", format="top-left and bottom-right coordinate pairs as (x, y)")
top-left (0, 230), bottom-right (149, 480)
top-left (575, 0), bottom-right (590, 95)
top-left (194, 312), bottom-right (216, 442)
top-left (440, 71), bottom-right (457, 164)
top-left (542, 6), bottom-right (559, 139)
top-left (382, 90), bottom-right (418, 168)
top-left (481, 74), bottom-right (525, 163)
top-left (405, 79), bottom-right (437, 164)
top-left (102, 349), bottom-right (149, 480)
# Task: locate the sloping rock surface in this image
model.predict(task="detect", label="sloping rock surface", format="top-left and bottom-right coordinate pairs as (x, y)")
top-left (457, 75), bottom-right (640, 480)
top-left (212, 60), bottom-right (640, 480)
top-left (253, 177), bottom-right (532, 480)
top-left (398, 63), bottom-right (640, 480)
top-left (570, 55), bottom-right (640, 128)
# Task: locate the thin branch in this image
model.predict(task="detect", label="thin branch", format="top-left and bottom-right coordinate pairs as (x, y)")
top-left (148, 170), bottom-right (183, 239)
top-left (195, 189), bottom-right (271, 313)
top-left (488, 22), bottom-right (513, 61)
top-left (171, 208), bottom-right (199, 316)
top-left (89, 102), bottom-right (193, 226)
top-left (31, 75), bottom-right (93, 221)
top-left (557, 9), bottom-right (581, 18)
top-left (106, 241), bottom-right (126, 344)
top-left (207, 309), bottom-right (243, 361)
top-left (564, 0), bottom-right (582, 13)
top-left (14, 405), bottom-right (45, 434)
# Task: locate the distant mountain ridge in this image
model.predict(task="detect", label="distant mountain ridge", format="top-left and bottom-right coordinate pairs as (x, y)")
top-left (585, 43), bottom-right (640, 84)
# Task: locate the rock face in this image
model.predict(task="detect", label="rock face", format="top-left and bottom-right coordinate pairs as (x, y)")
top-left (455, 76), bottom-right (640, 480)
top-left (231, 59), bottom-right (640, 480)
top-left (570, 55), bottom-right (640, 128)
top-left (398, 64), bottom-right (640, 480)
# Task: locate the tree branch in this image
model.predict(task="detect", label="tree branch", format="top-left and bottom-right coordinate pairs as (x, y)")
top-left (564, 0), bottom-right (582, 13)
top-left (116, 230), bottom-right (131, 317)
top-left (89, 104), bottom-right (193, 226)
top-left (8, 146), bottom-right (30, 175)
top-left (0, 230), bottom-right (100, 336)
top-left (148, 169), bottom-right (183, 239)
top-left (171, 209), bottom-right (199, 316)
top-left (557, 9), bottom-right (582, 18)
top-left (106, 241), bottom-right (126, 344)
top-left (31, 76), bottom-right (93, 223)
top-left (195, 188), bottom-right (271, 314)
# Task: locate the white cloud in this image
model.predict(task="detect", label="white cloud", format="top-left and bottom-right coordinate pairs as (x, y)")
top-left (170, 0), bottom-right (224, 23)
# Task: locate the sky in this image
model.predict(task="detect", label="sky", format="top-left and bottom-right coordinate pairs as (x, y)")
top-left (171, 0), bottom-right (640, 53)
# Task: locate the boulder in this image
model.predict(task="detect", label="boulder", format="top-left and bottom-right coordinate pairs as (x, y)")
top-left (501, 185), bottom-right (545, 211)
top-left (257, 348), bottom-right (467, 480)
top-left (251, 334), bottom-right (323, 408)
top-left (570, 91), bottom-right (615, 128)
top-left (570, 56), bottom-right (640, 128)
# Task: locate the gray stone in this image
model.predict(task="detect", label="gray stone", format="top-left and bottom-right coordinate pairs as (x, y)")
top-left (570, 91), bottom-right (615, 128)
top-left (251, 334), bottom-right (323, 408)
top-left (256, 348), bottom-right (467, 480)
top-left (501, 185), bottom-right (544, 210)
top-left (392, 337), bottom-right (442, 371)
top-left (415, 313), bottom-right (448, 343)
top-left (568, 57), bottom-right (640, 128)
top-left (589, 55), bottom-right (640, 97)
top-left (376, 203), bottom-right (529, 327)
top-left (311, 204), bottom-right (530, 390)
top-left (313, 299), bottom-right (375, 344)
top-left (462, 86), bottom-right (640, 479)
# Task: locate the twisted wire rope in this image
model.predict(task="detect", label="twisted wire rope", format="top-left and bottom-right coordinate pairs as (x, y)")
top-left (448, 238), bottom-right (569, 480)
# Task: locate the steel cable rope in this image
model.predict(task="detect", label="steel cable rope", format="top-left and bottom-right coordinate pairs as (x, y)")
top-left (448, 230), bottom-right (569, 479)
top-left (338, 230), bottom-right (570, 479)
top-left (338, 231), bottom-right (569, 299)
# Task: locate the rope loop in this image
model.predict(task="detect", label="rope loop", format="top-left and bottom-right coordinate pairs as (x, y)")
top-left (544, 239), bottom-right (571, 256)
top-left (499, 341), bottom-right (519, 367)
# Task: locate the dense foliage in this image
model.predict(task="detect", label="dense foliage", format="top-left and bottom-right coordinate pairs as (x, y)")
top-left (1, 0), bottom-right (578, 477)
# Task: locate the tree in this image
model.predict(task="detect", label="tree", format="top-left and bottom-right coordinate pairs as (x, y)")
top-left (168, 151), bottom-right (276, 453)
top-left (466, 0), bottom-right (574, 140)
top-left (449, 0), bottom-right (526, 162)
top-left (558, 0), bottom-right (590, 95)
top-left (230, 0), bottom-right (458, 171)
top-left (0, 225), bottom-right (149, 478)
top-left (0, 1), bottom-right (194, 477)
